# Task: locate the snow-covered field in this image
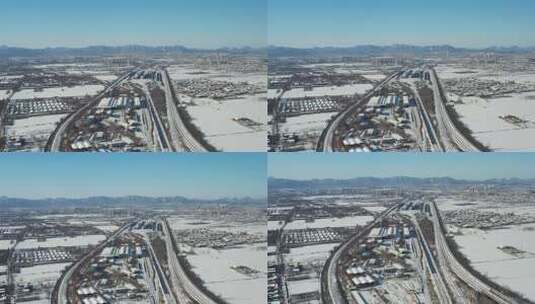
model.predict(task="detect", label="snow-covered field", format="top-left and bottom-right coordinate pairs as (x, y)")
top-left (268, 88), bottom-right (283, 99)
top-left (6, 114), bottom-right (67, 138)
top-left (11, 84), bottom-right (104, 100)
top-left (285, 243), bottom-right (339, 265)
top-left (435, 65), bottom-right (489, 80)
top-left (453, 224), bottom-right (535, 300)
top-left (281, 84), bottom-right (372, 99)
top-left (0, 89), bottom-right (12, 100)
top-left (285, 216), bottom-right (373, 230)
top-left (187, 244), bottom-right (266, 304)
top-left (17, 235), bottom-right (105, 249)
top-left (0, 239), bottom-right (16, 250)
top-left (279, 112), bottom-right (337, 135)
top-left (437, 64), bottom-right (535, 85)
top-left (268, 220), bottom-right (284, 231)
top-left (454, 92), bottom-right (535, 151)
top-left (287, 278), bottom-right (319, 296)
top-left (94, 74), bottom-right (118, 82)
top-left (187, 93), bottom-right (267, 151)
top-left (15, 262), bottom-right (71, 285)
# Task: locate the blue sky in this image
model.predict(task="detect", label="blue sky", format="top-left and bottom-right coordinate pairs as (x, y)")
top-left (269, 153), bottom-right (535, 181)
top-left (0, 153), bottom-right (266, 199)
top-left (0, 0), bottom-right (266, 48)
top-left (269, 0), bottom-right (535, 48)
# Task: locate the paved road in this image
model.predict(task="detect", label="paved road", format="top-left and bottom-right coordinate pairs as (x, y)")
top-left (428, 68), bottom-right (480, 152)
top-left (161, 69), bottom-right (207, 152)
top-left (161, 219), bottom-right (218, 304)
top-left (322, 204), bottom-right (400, 304)
top-left (430, 202), bottom-right (517, 304)
top-left (55, 224), bottom-right (130, 304)
top-left (47, 72), bottom-right (132, 152)
top-left (319, 74), bottom-right (399, 152)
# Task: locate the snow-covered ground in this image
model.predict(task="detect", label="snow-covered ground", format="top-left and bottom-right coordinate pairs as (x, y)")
top-left (11, 84), bottom-right (104, 100)
top-left (0, 89), bottom-right (12, 100)
top-left (0, 239), bottom-right (16, 250)
top-left (187, 93), bottom-right (267, 151)
top-left (268, 220), bottom-right (284, 231)
top-left (5, 114), bottom-right (67, 139)
top-left (453, 224), bottom-right (535, 300)
top-left (287, 278), bottom-right (319, 295)
top-left (454, 92), bottom-right (535, 151)
top-left (15, 262), bottom-right (71, 285)
top-left (284, 216), bottom-right (373, 230)
top-left (94, 74), bottom-right (118, 82)
top-left (279, 112), bottom-right (337, 135)
top-left (285, 243), bottom-right (339, 265)
top-left (435, 65), bottom-right (490, 80)
top-left (16, 235), bottom-right (105, 249)
top-left (188, 244), bottom-right (266, 304)
top-left (281, 84), bottom-right (372, 99)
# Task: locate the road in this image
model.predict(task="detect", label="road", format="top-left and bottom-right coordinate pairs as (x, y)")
top-left (318, 73), bottom-right (399, 152)
top-left (145, 232), bottom-right (178, 304)
top-left (46, 71), bottom-right (133, 152)
top-left (54, 223), bottom-right (131, 304)
top-left (141, 83), bottom-right (172, 151)
top-left (161, 69), bottom-right (208, 152)
top-left (321, 204), bottom-right (400, 304)
top-left (430, 202), bottom-right (517, 304)
top-left (428, 68), bottom-right (480, 152)
top-left (413, 214), bottom-right (454, 304)
top-left (161, 219), bottom-right (219, 304)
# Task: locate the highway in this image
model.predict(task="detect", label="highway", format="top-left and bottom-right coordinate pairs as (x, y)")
top-left (161, 69), bottom-right (208, 152)
top-left (413, 214), bottom-right (453, 304)
top-left (145, 232), bottom-right (178, 304)
top-left (318, 73), bottom-right (399, 152)
top-left (428, 68), bottom-right (480, 152)
top-left (161, 219), bottom-right (219, 304)
top-left (141, 83), bottom-right (172, 151)
top-left (53, 223), bottom-right (131, 304)
top-left (321, 204), bottom-right (400, 304)
top-left (409, 81), bottom-right (444, 152)
top-left (430, 202), bottom-right (518, 304)
top-left (46, 71), bottom-right (132, 152)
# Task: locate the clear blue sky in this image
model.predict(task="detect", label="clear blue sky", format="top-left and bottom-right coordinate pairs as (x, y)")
top-left (269, 153), bottom-right (535, 181)
top-left (0, 0), bottom-right (266, 48)
top-left (269, 0), bottom-right (535, 48)
top-left (0, 153), bottom-right (266, 199)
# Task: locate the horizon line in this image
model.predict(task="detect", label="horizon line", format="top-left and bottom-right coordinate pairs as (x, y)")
top-left (268, 176), bottom-right (534, 182)
top-left (268, 43), bottom-right (535, 50)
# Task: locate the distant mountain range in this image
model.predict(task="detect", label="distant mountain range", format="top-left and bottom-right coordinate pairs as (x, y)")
top-left (0, 195), bottom-right (266, 209)
top-left (269, 176), bottom-right (535, 190)
top-left (0, 45), bottom-right (265, 58)
top-left (268, 44), bottom-right (535, 57)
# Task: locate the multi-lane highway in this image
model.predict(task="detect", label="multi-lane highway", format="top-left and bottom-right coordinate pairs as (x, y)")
top-left (53, 223), bottom-right (131, 304)
top-left (161, 69), bottom-right (208, 152)
top-left (46, 72), bottom-right (133, 152)
top-left (318, 68), bottom-right (482, 152)
top-left (161, 219), bottom-right (219, 304)
top-left (318, 73), bottom-right (399, 152)
top-left (428, 68), bottom-right (480, 152)
top-left (321, 204), bottom-right (400, 304)
top-left (429, 202), bottom-right (518, 304)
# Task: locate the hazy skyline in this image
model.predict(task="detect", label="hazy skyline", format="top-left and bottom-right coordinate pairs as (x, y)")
top-left (269, 153), bottom-right (535, 181)
top-left (0, 153), bottom-right (266, 200)
top-left (0, 0), bottom-right (266, 49)
top-left (269, 0), bottom-right (535, 48)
